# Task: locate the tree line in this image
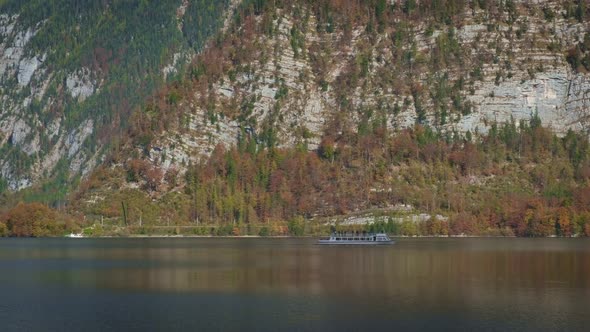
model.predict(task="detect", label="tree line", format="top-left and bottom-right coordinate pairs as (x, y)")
top-left (66, 112), bottom-right (590, 238)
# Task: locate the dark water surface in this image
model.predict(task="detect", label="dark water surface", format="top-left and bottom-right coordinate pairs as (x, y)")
top-left (0, 238), bottom-right (589, 331)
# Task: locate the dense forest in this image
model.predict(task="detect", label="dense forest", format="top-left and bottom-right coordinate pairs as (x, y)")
top-left (0, 202), bottom-right (78, 237)
top-left (4, 114), bottom-right (589, 237)
top-left (1, 0), bottom-right (590, 237)
top-left (4, 113), bottom-right (582, 238)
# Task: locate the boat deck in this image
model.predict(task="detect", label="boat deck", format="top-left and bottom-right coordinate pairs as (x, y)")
top-left (318, 232), bottom-right (394, 245)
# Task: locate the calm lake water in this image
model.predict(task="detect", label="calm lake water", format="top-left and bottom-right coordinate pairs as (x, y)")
top-left (0, 237), bottom-right (589, 331)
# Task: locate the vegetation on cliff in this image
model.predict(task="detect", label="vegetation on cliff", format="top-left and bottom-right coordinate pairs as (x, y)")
top-left (2, 0), bottom-right (590, 237)
top-left (0, 0), bottom-right (229, 195)
top-left (70, 113), bottom-right (590, 237)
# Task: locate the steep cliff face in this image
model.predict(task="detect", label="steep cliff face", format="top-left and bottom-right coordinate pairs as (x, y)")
top-left (141, 0), bottom-right (589, 178)
top-left (1, 0), bottom-right (589, 197)
top-left (0, 0), bottom-right (230, 192)
top-left (451, 4), bottom-right (590, 135)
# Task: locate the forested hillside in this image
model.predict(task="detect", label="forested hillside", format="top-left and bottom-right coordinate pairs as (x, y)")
top-left (0, 0), bottom-right (230, 196)
top-left (2, 0), bottom-right (590, 237)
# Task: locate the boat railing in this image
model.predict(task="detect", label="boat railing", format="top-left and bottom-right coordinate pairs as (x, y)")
top-left (327, 232), bottom-right (390, 241)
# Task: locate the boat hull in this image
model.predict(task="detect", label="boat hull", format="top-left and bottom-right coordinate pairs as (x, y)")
top-left (317, 240), bottom-right (394, 245)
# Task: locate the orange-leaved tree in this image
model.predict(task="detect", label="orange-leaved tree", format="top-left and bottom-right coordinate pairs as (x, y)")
top-left (1, 202), bottom-right (64, 237)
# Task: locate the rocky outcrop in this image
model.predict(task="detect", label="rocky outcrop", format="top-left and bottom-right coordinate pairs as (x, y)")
top-left (1, 1), bottom-right (589, 192)
top-left (148, 1), bottom-right (590, 178)
top-left (0, 2), bottom-right (229, 191)
top-left (0, 13), bottom-right (85, 190)
top-left (565, 74), bottom-right (590, 131)
top-left (66, 68), bottom-right (97, 102)
top-left (17, 55), bottom-right (42, 87)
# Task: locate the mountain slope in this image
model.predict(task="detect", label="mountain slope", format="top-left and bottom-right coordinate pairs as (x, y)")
top-left (129, 0), bottom-right (590, 172)
top-left (0, 0), bottom-right (230, 194)
top-left (64, 0), bottom-right (590, 237)
top-left (1, 0), bottom-right (590, 237)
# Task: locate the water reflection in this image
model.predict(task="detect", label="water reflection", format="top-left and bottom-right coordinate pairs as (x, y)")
top-left (1, 237), bottom-right (590, 331)
top-left (2, 238), bottom-right (589, 296)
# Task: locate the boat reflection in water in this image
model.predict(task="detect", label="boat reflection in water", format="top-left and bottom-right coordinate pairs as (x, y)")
top-left (318, 232), bottom-right (394, 245)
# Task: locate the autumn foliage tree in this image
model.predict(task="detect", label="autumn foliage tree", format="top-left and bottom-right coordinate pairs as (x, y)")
top-left (0, 222), bottom-right (7, 237)
top-left (1, 202), bottom-right (64, 237)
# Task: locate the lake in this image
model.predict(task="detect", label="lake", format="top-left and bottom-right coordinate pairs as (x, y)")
top-left (0, 237), bottom-right (589, 331)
